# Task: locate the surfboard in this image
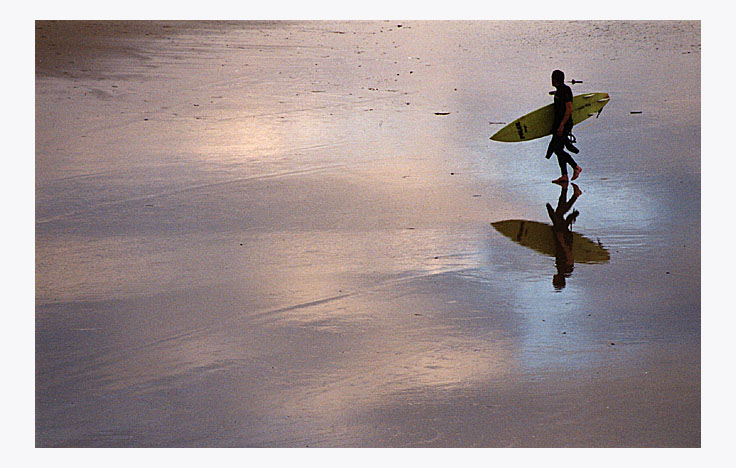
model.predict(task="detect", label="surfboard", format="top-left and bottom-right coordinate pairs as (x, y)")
top-left (491, 219), bottom-right (610, 264)
top-left (490, 92), bottom-right (610, 142)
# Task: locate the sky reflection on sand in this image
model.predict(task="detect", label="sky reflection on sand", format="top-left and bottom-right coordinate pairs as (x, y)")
top-left (36, 20), bottom-right (699, 447)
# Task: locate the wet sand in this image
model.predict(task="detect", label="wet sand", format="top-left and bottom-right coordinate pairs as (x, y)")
top-left (35, 20), bottom-right (700, 447)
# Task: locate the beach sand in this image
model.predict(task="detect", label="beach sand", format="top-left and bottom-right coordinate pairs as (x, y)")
top-left (35, 20), bottom-right (700, 447)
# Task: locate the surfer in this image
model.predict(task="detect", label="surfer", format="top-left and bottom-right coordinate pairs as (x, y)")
top-left (546, 183), bottom-right (582, 290)
top-left (546, 70), bottom-right (582, 184)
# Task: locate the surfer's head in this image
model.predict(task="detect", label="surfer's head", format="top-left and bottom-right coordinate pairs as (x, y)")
top-left (551, 69), bottom-right (565, 87)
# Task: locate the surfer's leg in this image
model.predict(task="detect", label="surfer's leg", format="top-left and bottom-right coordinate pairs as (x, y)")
top-left (551, 135), bottom-right (574, 183)
top-left (550, 136), bottom-right (568, 174)
top-left (553, 151), bottom-right (570, 183)
top-left (554, 150), bottom-right (581, 184)
top-left (572, 164), bottom-right (582, 180)
top-left (557, 147), bottom-right (581, 180)
top-left (563, 132), bottom-right (582, 180)
top-left (562, 151), bottom-right (577, 172)
top-left (555, 149), bottom-right (572, 176)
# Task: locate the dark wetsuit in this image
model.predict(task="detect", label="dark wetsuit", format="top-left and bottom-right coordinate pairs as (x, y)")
top-left (546, 83), bottom-right (577, 175)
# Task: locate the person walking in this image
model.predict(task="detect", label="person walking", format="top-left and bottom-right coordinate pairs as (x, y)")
top-left (546, 70), bottom-right (582, 184)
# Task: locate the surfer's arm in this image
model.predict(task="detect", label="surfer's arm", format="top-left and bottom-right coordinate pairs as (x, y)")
top-left (557, 101), bottom-right (572, 135)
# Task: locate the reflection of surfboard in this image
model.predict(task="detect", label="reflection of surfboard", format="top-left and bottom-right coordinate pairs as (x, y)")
top-left (491, 219), bottom-right (610, 263)
top-left (490, 93), bottom-right (610, 142)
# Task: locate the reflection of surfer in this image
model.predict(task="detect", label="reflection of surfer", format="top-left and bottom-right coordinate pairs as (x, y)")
top-left (546, 183), bottom-right (582, 290)
top-left (546, 70), bottom-right (583, 184)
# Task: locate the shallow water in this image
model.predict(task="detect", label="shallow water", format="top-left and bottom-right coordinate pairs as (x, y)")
top-left (36, 20), bottom-right (700, 447)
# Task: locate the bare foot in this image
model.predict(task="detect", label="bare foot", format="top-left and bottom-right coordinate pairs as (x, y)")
top-left (571, 165), bottom-right (582, 181)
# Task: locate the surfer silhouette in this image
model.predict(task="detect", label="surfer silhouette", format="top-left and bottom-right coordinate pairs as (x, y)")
top-left (546, 183), bottom-right (582, 290)
top-left (546, 70), bottom-right (582, 184)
